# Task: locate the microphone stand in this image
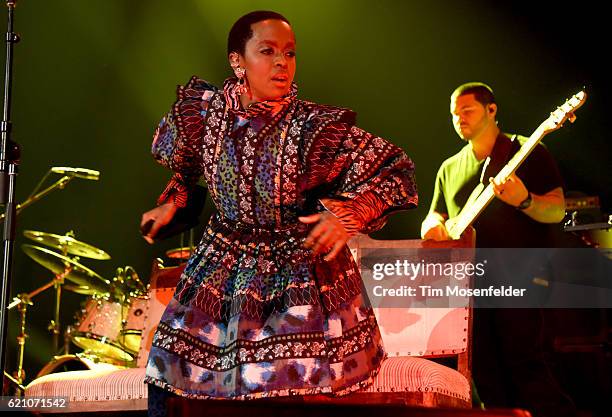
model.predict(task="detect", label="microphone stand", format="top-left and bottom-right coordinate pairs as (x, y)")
top-left (0, 174), bottom-right (75, 223)
top-left (0, 0), bottom-right (21, 394)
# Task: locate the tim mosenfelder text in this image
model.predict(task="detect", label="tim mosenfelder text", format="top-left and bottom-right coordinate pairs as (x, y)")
top-left (369, 259), bottom-right (527, 298)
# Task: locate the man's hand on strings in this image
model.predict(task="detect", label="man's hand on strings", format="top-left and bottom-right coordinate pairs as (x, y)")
top-left (489, 174), bottom-right (529, 207)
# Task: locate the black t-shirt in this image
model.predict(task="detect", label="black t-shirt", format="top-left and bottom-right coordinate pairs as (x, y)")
top-left (430, 133), bottom-right (564, 247)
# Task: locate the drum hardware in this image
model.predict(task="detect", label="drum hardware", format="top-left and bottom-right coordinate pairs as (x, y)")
top-left (14, 238), bottom-right (149, 384)
top-left (2, 371), bottom-right (24, 396)
top-left (71, 265), bottom-right (146, 365)
top-left (0, 174), bottom-right (73, 224)
top-left (63, 325), bottom-right (74, 356)
top-left (5, 266), bottom-right (75, 387)
top-left (111, 266), bottom-right (147, 357)
top-left (1, 172), bottom-right (103, 382)
top-left (21, 243), bottom-right (110, 354)
top-left (111, 265), bottom-right (146, 301)
top-left (0, 169), bottom-right (101, 360)
top-left (0, 166), bottom-right (99, 224)
top-left (21, 244), bottom-right (110, 294)
top-left (7, 293), bottom-right (32, 388)
top-left (15, 239), bottom-right (111, 385)
top-left (0, 158), bottom-right (101, 391)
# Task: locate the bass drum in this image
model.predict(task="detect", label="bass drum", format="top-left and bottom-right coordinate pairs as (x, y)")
top-left (36, 354), bottom-right (122, 378)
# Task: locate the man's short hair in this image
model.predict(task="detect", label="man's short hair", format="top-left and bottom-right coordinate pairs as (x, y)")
top-left (451, 82), bottom-right (496, 106)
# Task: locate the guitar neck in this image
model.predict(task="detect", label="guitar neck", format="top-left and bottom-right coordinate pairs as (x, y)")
top-left (447, 126), bottom-right (546, 240)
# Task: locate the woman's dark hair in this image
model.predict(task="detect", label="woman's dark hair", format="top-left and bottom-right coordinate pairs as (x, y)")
top-left (227, 11), bottom-right (291, 56)
top-left (451, 82), bottom-right (496, 106)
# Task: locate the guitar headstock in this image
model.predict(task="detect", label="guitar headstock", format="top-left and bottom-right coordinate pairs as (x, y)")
top-left (540, 90), bottom-right (587, 134)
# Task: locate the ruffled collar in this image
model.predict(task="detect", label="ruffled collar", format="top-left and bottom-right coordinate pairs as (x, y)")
top-left (223, 77), bottom-right (297, 118)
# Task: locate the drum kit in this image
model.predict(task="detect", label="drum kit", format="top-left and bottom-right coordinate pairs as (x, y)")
top-left (0, 165), bottom-right (198, 393)
top-left (6, 230), bottom-right (148, 390)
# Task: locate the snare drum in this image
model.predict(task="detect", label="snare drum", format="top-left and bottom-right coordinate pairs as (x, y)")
top-left (119, 295), bottom-right (148, 354)
top-left (71, 295), bottom-right (133, 362)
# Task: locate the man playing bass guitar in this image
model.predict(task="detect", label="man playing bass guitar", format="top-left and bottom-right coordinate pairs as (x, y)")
top-left (421, 82), bottom-right (565, 247)
top-left (420, 82), bottom-right (576, 417)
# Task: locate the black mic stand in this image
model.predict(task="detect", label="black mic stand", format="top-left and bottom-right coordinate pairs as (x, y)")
top-left (0, 0), bottom-right (21, 395)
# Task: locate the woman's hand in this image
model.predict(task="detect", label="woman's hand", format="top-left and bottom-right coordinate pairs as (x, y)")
top-left (140, 202), bottom-right (178, 244)
top-left (299, 211), bottom-right (349, 261)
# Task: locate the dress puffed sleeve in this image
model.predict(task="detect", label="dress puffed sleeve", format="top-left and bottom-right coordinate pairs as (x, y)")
top-left (301, 104), bottom-right (418, 235)
top-left (151, 76), bottom-right (217, 207)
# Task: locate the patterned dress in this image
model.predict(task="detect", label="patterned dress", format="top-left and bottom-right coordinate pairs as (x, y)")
top-left (144, 76), bottom-right (418, 400)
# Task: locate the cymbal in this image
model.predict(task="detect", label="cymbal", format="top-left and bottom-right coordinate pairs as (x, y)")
top-left (165, 247), bottom-right (195, 260)
top-left (22, 244), bottom-right (110, 293)
top-left (23, 230), bottom-right (111, 260)
top-left (63, 284), bottom-right (104, 296)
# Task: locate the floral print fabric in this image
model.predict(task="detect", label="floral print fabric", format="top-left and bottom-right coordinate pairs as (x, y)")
top-left (145, 76), bottom-right (418, 399)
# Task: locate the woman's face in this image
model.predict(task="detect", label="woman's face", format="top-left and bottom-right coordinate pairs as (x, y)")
top-left (231, 19), bottom-right (296, 102)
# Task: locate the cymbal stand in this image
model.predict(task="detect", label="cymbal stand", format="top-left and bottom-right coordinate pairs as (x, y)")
top-left (0, 174), bottom-right (74, 223)
top-left (1, 293), bottom-right (29, 395)
top-left (4, 271), bottom-right (67, 391)
top-left (49, 266), bottom-right (71, 354)
top-left (11, 292), bottom-right (30, 387)
top-left (63, 325), bottom-right (73, 356)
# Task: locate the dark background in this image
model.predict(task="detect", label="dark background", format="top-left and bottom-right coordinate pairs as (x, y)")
top-left (1, 0), bottom-right (609, 406)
